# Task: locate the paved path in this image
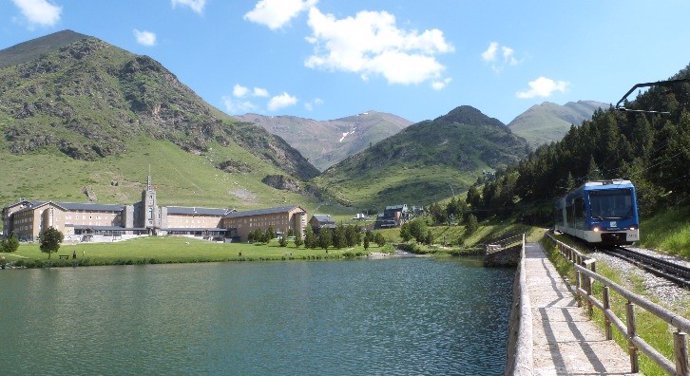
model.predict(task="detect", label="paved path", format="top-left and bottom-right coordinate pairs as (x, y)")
top-left (525, 242), bottom-right (637, 375)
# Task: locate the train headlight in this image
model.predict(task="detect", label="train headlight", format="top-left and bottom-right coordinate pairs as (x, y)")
top-left (629, 226), bottom-right (637, 231)
top-left (592, 227), bottom-right (600, 232)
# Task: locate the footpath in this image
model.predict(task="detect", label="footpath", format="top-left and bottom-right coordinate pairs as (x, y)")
top-left (524, 242), bottom-right (637, 375)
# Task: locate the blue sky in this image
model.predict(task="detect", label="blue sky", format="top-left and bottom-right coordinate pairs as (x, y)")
top-left (2, 0), bottom-right (690, 124)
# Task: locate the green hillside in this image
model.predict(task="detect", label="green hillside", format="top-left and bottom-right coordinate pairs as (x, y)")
top-left (314, 105), bottom-right (530, 209)
top-left (508, 100), bottom-right (607, 148)
top-left (0, 30), bottom-right (321, 213)
top-left (0, 138), bottom-right (309, 210)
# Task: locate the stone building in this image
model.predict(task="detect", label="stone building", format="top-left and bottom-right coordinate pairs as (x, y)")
top-left (1, 176), bottom-right (307, 243)
top-left (221, 206), bottom-right (307, 242)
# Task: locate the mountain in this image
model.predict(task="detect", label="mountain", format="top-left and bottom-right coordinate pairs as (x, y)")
top-left (314, 105), bottom-right (530, 208)
top-left (508, 100), bottom-right (608, 148)
top-left (0, 30), bottom-right (320, 210)
top-left (234, 111), bottom-right (412, 171)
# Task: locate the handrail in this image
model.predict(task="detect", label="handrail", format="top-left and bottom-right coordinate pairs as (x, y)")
top-left (513, 234), bottom-right (533, 375)
top-left (545, 233), bottom-right (689, 376)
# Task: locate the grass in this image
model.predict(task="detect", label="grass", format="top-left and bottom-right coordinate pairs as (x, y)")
top-left (1, 236), bottom-right (384, 267)
top-left (640, 205), bottom-right (690, 259)
top-left (542, 235), bottom-right (690, 376)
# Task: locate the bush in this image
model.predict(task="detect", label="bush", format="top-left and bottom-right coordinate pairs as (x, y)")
top-left (1, 235), bottom-right (19, 253)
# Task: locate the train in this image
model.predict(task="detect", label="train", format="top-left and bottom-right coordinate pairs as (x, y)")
top-left (554, 179), bottom-right (640, 245)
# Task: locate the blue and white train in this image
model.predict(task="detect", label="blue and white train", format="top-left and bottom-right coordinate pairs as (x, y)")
top-left (554, 179), bottom-right (640, 244)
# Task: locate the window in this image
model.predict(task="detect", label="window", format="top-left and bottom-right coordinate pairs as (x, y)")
top-left (589, 189), bottom-right (633, 220)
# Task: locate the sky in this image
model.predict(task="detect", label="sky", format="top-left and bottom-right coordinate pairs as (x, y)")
top-left (1, 0), bottom-right (690, 124)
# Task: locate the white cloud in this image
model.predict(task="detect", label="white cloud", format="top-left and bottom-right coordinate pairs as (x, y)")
top-left (171, 0), bottom-right (206, 14)
top-left (432, 77), bottom-right (452, 91)
top-left (233, 84), bottom-right (249, 98)
top-left (133, 29), bottom-right (156, 47)
top-left (502, 46), bottom-right (518, 66)
top-left (304, 97), bottom-right (323, 111)
top-left (305, 8), bottom-right (453, 86)
top-left (481, 41), bottom-right (498, 62)
top-left (11, 0), bottom-right (61, 27)
top-left (253, 87), bottom-right (269, 97)
top-left (268, 92), bottom-right (298, 111)
top-left (245, 0), bottom-right (318, 30)
top-left (482, 41), bottom-right (520, 72)
top-left (233, 84), bottom-right (269, 98)
top-left (516, 76), bottom-right (569, 99)
top-left (222, 96), bottom-right (257, 114)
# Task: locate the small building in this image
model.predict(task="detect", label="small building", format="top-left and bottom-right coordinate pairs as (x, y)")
top-left (374, 204), bottom-right (410, 228)
top-left (309, 214), bottom-right (336, 233)
top-left (221, 206), bottom-right (307, 242)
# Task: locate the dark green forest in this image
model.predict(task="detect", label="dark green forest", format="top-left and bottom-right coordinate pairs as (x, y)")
top-left (466, 63), bottom-right (690, 224)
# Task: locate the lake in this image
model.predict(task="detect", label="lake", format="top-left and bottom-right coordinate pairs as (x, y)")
top-left (0, 257), bottom-right (515, 375)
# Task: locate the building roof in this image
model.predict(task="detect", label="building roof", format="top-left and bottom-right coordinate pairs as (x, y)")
top-left (311, 214), bottom-right (334, 224)
top-left (164, 227), bottom-right (227, 232)
top-left (224, 205), bottom-right (304, 219)
top-left (58, 202), bottom-right (125, 212)
top-left (13, 201), bottom-right (67, 215)
top-left (385, 204), bottom-right (408, 211)
top-left (12, 200), bottom-right (125, 215)
top-left (166, 206), bottom-right (234, 216)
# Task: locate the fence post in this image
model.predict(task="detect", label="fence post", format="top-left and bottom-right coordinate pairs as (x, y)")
top-left (575, 270), bottom-right (582, 307)
top-left (603, 286), bottom-right (612, 340)
top-left (586, 261), bottom-right (594, 317)
top-left (626, 301), bottom-right (639, 373)
top-left (674, 331), bottom-right (688, 376)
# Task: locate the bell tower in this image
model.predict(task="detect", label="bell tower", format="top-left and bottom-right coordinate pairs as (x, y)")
top-left (142, 171), bottom-right (159, 230)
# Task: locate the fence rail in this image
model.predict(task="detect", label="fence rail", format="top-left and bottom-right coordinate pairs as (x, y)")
top-left (545, 233), bottom-right (689, 376)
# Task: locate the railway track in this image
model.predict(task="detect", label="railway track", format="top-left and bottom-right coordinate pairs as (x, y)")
top-left (602, 246), bottom-right (690, 289)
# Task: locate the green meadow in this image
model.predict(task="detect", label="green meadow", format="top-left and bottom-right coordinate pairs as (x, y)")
top-left (1, 236), bottom-right (388, 268)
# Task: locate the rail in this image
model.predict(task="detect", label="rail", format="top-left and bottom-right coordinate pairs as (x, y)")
top-left (506, 234), bottom-right (533, 376)
top-left (545, 233), bottom-right (690, 376)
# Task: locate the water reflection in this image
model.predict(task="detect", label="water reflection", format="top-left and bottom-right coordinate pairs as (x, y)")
top-left (0, 258), bottom-right (514, 376)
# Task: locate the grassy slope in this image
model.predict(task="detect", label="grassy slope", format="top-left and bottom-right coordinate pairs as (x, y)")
top-left (316, 164), bottom-right (482, 210)
top-left (639, 205), bottom-right (690, 259)
top-left (0, 136), bottom-right (317, 212)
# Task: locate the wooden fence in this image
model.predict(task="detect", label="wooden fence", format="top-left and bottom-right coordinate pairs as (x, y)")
top-left (546, 233), bottom-right (690, 376)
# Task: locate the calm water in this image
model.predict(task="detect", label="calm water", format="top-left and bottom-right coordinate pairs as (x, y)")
top-left (0, 258), bottom-right (514, 376)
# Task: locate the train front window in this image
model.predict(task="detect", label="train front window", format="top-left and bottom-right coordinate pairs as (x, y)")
top-left (589, 189), bottom-right (633, 220)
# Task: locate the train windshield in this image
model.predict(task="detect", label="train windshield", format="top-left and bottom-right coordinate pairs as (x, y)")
top-left (588, 189), bottom-right (633, 220)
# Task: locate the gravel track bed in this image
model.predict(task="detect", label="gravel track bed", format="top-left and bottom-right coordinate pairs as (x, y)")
top-left (591, 248), bottom-right (690, 313)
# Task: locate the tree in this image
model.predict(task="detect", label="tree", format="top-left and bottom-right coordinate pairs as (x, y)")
top-left (363, 236), bottom-right (370, 251)
top-left (39, 227), bottom-right (63, 259)
top-left (425, 230), bottom-right (434, 245)
top-left (333, 223), bottom-right (346, 249)
top-left (293, 235), bottom-right (303, 248)
top-left (304, 226), bottom-right (316, 248)
top-left (400, 223), bottom-right (412, 241)
top-left (279, 235), bottom-right (288, 247)
top-left (374, 232), bottom-right (386, 247)
top-left (586, 155), bottom-right (603, 181)
top-left (408, 219), bottom-right (427, 243)
top-left (465, 214), bottom-right (479, 235)
top-left (318, 229), bottom-right (332, 250)
top-left (345, 225), bottom-right (358, 247)
top-left (1, 234), bottom-right (19, 253)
